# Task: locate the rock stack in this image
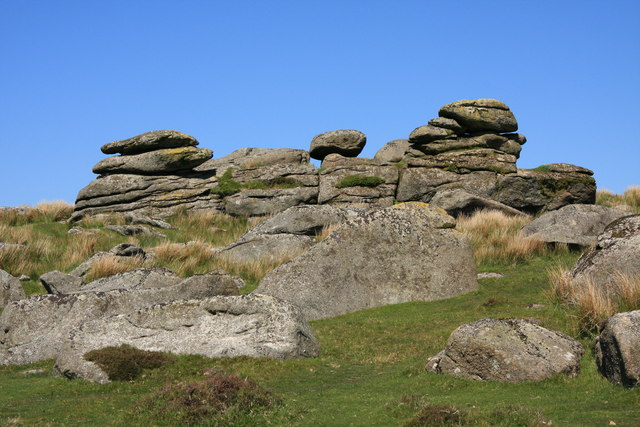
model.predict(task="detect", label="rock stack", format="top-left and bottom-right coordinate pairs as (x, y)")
top-left (73, 131), bottom-right (220, 219)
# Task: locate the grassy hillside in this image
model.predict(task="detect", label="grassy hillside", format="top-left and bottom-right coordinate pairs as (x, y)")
top-left (1, 194), bottom-right (639, 426)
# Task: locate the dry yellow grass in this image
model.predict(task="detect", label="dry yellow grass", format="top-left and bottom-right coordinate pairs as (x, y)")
top-left (457, 209), bottom-right (551, 264)
top-left (35, 201), bottom-right (74, 221)
top-left (596, 186), bottom-right (640, 213)
top-left (548, 266), bottom-right (640, 334)
top-left (84, 254), bottom-right (147, 282)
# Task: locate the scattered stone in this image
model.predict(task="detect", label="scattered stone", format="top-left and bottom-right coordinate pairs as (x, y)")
top-left (67, 227), bottom-right (98, 235)
top-left (522, 204), bottom-right (630, 246)
top-left (426, 318), bottom-right (583, 382)
top-left (53, 294), bottom-right (320, 383)
top-left (22, 368), bottom-right (46, 375)
top-left (374, 139), bottom-right (409, 163)
top-left (430, 189), bottom-right (524, 217)
top-left (595, 310), bottom-right (640, 388)
top-left (17, 275), bottom-right (29, 282)
top-left (526, 303), bottom-right (545, 309)
top-left (0, 269), bottom-right (25, 307)
top-left (0, 243), bottom-right (26, 251)
top-left (105, 224), bottom-right (166, 238)
top-left (477, 272), bottom-right (505, 279)
top-left (572, 215), bottom-right (640, 285)
top-left (40, 271), bottom-right (84, 294)
top-left (125, 213), bottom-right (175, 229)
top-left (101, 130), bottom-right (199, 155)
top-left (109, 243), bottom-right (146, 257)
top-left (256, 205), bottom-right (476, 320)
top-left (438, 98), bottom-right (518, 133)
top-left (309, 129), bottom-right (366, 160)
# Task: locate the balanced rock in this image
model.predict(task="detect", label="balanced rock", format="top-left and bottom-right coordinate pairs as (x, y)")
top-left (101, 130), bottom-right (199, 155)
top-left (374, 139), bottom-right (409, 163)
top-left (309, 129), bottom-right (366, 160)
top-left (53, 294), bottom-right (319, 382)
top-left (426, 318), bottom-right (583, 382)
top-left (438, 99), bottom-right (518, 133)
top-left (572, 214), bottom-right (640, 284)
top-left (408, 125), bottom-right (457, 144)
top-left (522, 204), bottom-right (630, 246)
top-left (0, 270), bottom-right (25, 307)
top-left (595, 310), bottom-right (640, 388)
top-left (93, 147), bottom-right (213, 175)
top-left (255, 204), bottom-right (476, 320)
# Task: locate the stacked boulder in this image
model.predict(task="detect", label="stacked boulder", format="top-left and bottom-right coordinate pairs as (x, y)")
top-left (390, 99), bottom-right (596, 213)
top-left (73, 131), bottom-right (219, 219)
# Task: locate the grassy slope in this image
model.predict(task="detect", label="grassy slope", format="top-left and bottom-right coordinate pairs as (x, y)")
top-left (2, 251), bottom-right (639, 426)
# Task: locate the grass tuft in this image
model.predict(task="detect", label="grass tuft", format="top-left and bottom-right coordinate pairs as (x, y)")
top-left (596, 186), bottom-right (640, 213)
top-left (84, 255), bottom-right (147, 282)
top-left (336, 175), bottom-right (385, 188)
top-left (84, 345), bottom-right (174, 381)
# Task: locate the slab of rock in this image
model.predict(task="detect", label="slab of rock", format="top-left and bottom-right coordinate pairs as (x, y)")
top-left (426, 318), bottom-right (583, 382)
top-left (430, 189), bottom-right (524, 217)
top-left (196, 147), bottom-right (310, 175)
top-left (428, 117), bottom-right (465, 133)
top-left (53, 294), bottom-right (319, 382)
top-left (93, 147), bottom-right (213, 175)
top-left (73, 171), bottom-right (221, 219)
top-left (77, 268), bottom-right (182, 293)
top-left (572, 214), bottom-right (640, 284)
top-left (124, 213), bottom-right (175, 229)
top-left (0, 272), bottom-right (245, 365)
top-left (408, 125), bottom-right (457, 144)
top-left (407, 149), bottom-right (517, 174)
top-left (105, 224), bottom-right (166, 238)
top-left (413, 132), bottom-right (523, 158)
top-left (101, 130), bottom-right (199, 155)
top-left (1, 270), bottom-right (25, 307)
top-left (309, 129), bottom-right (366, 160)
top-left (40, 271), bottom-right (84, 294)
top-left (522, 204), bottom-right (630, 246)
top-left (255, 205), bottom-right (476, 320)
top-left (438, 99), bottom-right (518, 133)
top-left (224, 187), bottom-right (318, 217)
top-left (216, 234), bottom-right (316, 263)
top-left (228, 163), bottom-right (319, 188)
top-left (595, 310), bottom-right (640, 388)
top-left (374, 139), bottom-right (409, 163)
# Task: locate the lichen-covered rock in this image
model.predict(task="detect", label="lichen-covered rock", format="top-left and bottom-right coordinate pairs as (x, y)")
top-left (227, 163), bottom-right (319, 188)
top-left (77, 268), bottom-right (182, 294)
top-left (407, 149), bottom-right (517, 174)
top-left (53, 294), bottom-right (319, 382)
top-left (374, 139), bottom-right (410, 163)
top-left (595, 310), bottom-right (640, 388)
top-left (101, 130), bottom-right (199, 155)
top-left (396, 168), bottom-right (498, 203)
top-left (318, 159), bottom-right (399, 208)
top-left (309, 129), bottom-right (366, 160)
top-left (428, 117), bottom-right (465, 133)
top-left (215, 234), bottom-right (316, 263)
top-left (0, 272), bottom-right (245, 365)
top-left (40, 271), bottom-right (84, 295)
top-left (224, 187), bottom-right (318, 217)
top-left (408, 125), bottom-right (457, 144)
top-left (430, 189), bottom-right (524, 217)
top-left (426, 318), bottom-right (583, 382)
top-left (196, 147), bottom-right (310, 175)
top-left (93, 147), bottom-right (213, 175)
top-left (438, 99), bottom-right (518, 133)
top-left (412, 132), bottom-right (523, 158)
top-left (72, 171), bottom-right (221, 219)
top-left (255, 205), bottom-right (476, 320)
top-left (572, 214), bottom-right (640, 284)
top-left (522, 204), bottom-right (630, 246)
top-left (0, 270), bottom-right (25, 307)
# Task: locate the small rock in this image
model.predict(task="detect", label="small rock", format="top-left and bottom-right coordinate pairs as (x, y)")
top-left (22, 369), bottom-right (46, 375)
top-left (17, 275), bottom-right (30, 282)
top-left (477, 272), bottom-right (505, 279)
top-left (408, 125), bottom-right (457, 144)
top-left (125, 213), bottom-right (175, 229)
top-left (105, 225), bottom-right (166, 238)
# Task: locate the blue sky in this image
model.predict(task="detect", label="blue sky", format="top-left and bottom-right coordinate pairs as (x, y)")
top-left (1, 0), bottom-right (638, 206)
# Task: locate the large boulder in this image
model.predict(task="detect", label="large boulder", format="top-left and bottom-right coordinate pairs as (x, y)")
top-left (0, 270), bottom-right (25, 307)
top-left (101, 130), bottom-right (199, 155)
top-left (93, 147), bottom-right (213, 175)
top-left (522, 204), bottom-right (630, 246)
top-left (196, 147), bottom-right (310, 175)
top-left (572, 214), bottom-right (640, 284)
top-left (255, 204), bottom-right (477, 320)
top-left (595, 310), bottom-right (640, 388)
top-left (309, 130), bottom-right (366, 160)
top-left (426, 318), bottom-right (584, 382)
top-left (429, 189), bottom-right (524, 217)
top-left (215, 234), bottom-right (316, 263)
top-left (53, 294), bottom-right (319, 382)
top-left (438, 99), bottom-right (518, 133)
top-left (72, 171), bottom-right (221, 219)
top-left (0, 271), bottom-right (244, 365)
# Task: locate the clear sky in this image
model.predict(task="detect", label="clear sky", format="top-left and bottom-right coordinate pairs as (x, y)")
top-left (1, 0), bottom-right (638, 206)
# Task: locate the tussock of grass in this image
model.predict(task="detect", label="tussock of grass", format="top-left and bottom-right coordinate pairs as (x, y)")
top-left (457, 210), bottom-right (553, 265)
top-left (596, 186), bottom-right (640, 213)
top-left (0, 201), bottom-right (74, 226)
top-left (137, 372), bottom-right (280, 424)
top-left (336, 175), bottom-right (385, 188)
top-left (548, 267), bottom-right (640, 334)
top-left (84, 255), bottom-right (147, 282)
top-left (84, 345), bottom-right (174, 381)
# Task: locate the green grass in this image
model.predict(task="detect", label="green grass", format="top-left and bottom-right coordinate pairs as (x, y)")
top-left (2, 251), bottom-right (639, 426)
top-left (336, 175), bottom-right (385, 188)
